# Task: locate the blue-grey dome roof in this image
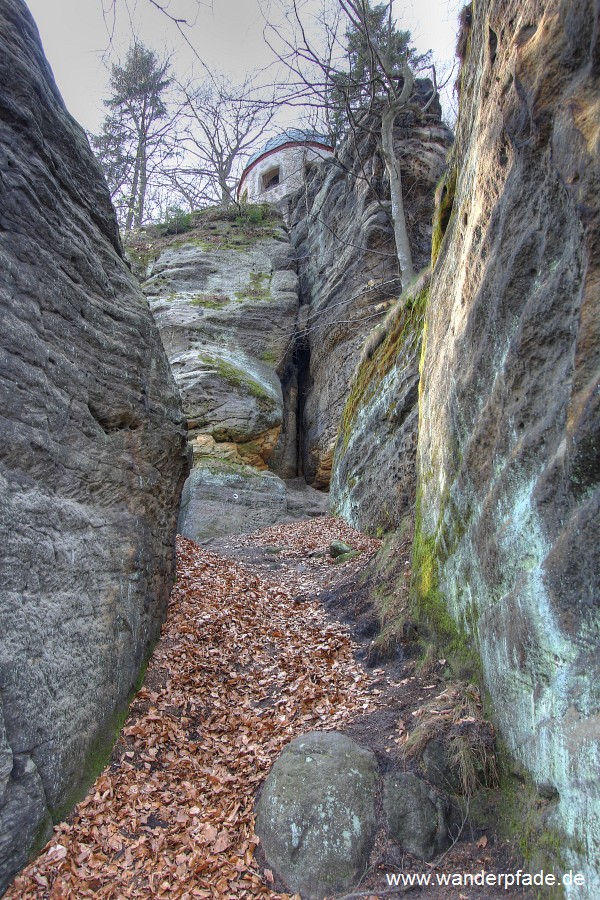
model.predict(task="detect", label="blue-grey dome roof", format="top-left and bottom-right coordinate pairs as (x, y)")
top-left (245, 129), bottom-right (332, 169)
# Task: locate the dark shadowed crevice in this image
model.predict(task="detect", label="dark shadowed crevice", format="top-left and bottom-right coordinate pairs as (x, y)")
top-left (488, 27), bottom-right (498, 66)
top-left (87, 402), bottom-right (142, 435)
top-left (294, 334), bottom-right (312, 478)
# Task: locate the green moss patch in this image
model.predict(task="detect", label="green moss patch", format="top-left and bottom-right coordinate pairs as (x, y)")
top-left (189, 293), bottom-right (230, 309)
top-left (123, 203), bottom-right (284, 265)
top-left (333, 550), bottom-right (361, 564)
top-left (491, 746), bottom-right (575, 896)
top-left (431, 164), bottom-right (457, 267)
top-left (260, 348), bottom-right (280, 366)
top-left (338, 274), bottom-right (429, 451)
top-left (234, 271), bottom-right (273, 302)
top-left (410, 483), bottom-right (481, 681)
top-left (51, 652), bottom-right (153, 823)
top-left (201, 356), bottom-right (273, 402)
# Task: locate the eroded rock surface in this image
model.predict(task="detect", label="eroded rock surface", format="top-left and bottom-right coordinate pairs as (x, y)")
top-left (178, 464), bottom-right (287, 543)
top-left (288, 89), bottom-right (452, 488)
top-left (383, 772), bottom-right (450, 861)
top-left (415, 0), bottom-right (600, 889)
top-left (255, 732), bottom-right (378, 899)
top-left (132, 208), bottom-right (329, 541)
top-left (142, 215), bottom-right (298, 473)
top-left (330, 273), bottom-right (429, 532)
top-left (0, 1), bottom-right (189, 890)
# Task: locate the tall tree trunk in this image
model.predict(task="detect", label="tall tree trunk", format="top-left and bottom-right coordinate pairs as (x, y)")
top-left (125, 147), bottom-right (141, 232)
top-left (135, 138), bottom-right (148, 227)
top-left (380, 98), bottom-right (415, 292)
top-left (125, 154), bottom-right (140, 231)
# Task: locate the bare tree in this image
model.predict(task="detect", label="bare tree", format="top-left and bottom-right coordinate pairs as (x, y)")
top-left (172, 76), bottom-right (277, 207)
top-left (264, 0), bottom-right (438, 292)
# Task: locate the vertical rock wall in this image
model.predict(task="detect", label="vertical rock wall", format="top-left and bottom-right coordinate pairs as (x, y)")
top-left (415, 0), bottom-right (599, 889)
top-left (0, 1), bottom-right (189, 889)
top-left (330, 272), bottom-right (430, 533)
top-left (289, 89), bottom-right (451, 490)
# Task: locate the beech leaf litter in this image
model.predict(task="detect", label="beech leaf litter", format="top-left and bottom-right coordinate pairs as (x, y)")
top-left (7, 520), bottom-right (382, 899)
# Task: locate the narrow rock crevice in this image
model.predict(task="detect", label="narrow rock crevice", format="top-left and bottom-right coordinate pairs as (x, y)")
top-left (293, 331), bottom-right (312, 480)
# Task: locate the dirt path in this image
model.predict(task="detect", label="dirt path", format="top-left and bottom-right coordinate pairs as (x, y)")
top-left (7, 519), bottom-right (529, 899)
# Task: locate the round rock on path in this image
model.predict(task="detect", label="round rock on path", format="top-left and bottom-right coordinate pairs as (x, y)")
top-left (255, 731), bottom-right (378, 899)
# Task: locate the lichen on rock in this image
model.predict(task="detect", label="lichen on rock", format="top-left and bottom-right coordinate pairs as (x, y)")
top-left (135, 207), bottom-right (310, 539)
top-left (414, 0), bottom-right (600, 890)
top-left (288, 94), bottom-right (452, 490)
top-left (330, 271), bottom-right (430, 532)
top-left (255, 732), bottom-right (378, 898)
top-left (0, 2), bottom-right (189, 889)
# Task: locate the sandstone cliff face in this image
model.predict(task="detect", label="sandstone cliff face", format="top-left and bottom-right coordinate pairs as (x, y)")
top-left (141, 213), bottom-right (298, 473)
top-left (414, 0), bottom-right (599, 888)
top-left (288, 91), bottom-right (452, 489)
top-left (0, 1), bottom-right (189, 890)
top-left (330, 273), bottom-right (429, 533)
top-left (130, 209), bottom-right (327, 543)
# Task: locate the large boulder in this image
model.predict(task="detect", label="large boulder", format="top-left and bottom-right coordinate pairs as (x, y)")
top-left (415, 0), bottom-right (600, 889)
top-left (0, 1), bottom-right (188, 890)
top-left (178, 464), bottom-right (288, 543)
top-left (178, 466), bottom-right (328, 545)
top-left (255, 732), bottom-right (378, 898)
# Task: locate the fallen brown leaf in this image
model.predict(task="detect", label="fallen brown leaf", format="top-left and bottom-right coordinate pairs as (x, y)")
top-left (6, 524), bottom-right (378, 900)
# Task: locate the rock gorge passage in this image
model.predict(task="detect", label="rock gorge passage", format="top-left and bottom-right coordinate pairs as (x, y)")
top-left (0, 0), bottom-right (598, 897)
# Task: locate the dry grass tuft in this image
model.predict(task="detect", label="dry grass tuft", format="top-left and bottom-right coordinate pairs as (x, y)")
top-left (403, 682), bottom-right (498, 796)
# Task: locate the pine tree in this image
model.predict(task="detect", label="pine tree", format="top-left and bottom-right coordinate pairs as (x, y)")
top-left (328, 2), bottom-right (419, 144)
top-left (92, 42), bottom-right (172, 230)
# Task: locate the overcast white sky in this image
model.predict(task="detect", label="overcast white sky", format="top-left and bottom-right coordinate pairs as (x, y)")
top-left (24, 0), bottom-right (462, 134)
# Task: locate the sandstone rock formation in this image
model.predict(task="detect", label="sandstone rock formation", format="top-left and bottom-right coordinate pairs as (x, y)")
top-left (129, 207), bottom-right (327, 542)
top-left (413, 0), bottom-right (600, 889)
top-left (178, 465), bottom-right (286, 544)
top-left (0, 1), bottom-right (189, 890)
top-left (142, 217), bottom-right (298, 469)
top-left (330, 272), bottom-right (429, 532)
top-left (288, 88), bottom-right (452, 489)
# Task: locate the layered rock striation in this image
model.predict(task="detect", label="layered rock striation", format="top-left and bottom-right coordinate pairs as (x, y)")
top-left (413, 0), bottom-right (600, 889)
top-left (130, 208), bottom-right (327, 543)
top-left (330, 271), bottom-right (429, 533)
top-left (288, 87), bottom-right (452, 490)
top-left (0, 1), bottom-right (189, 890)
top-left (141, 212), bottom-right (298, 474)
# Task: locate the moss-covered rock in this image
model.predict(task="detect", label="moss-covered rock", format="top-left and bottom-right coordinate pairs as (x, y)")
top-left (330, 272), bottom-right (429, 532)
top-left (178, 463), bottom-right (288, 543)
top-left (431, 163), bottom-right (457, 267)
top-left (415, 0), bottom-right (600, 890)
top-left (333, 550), bottom-right (361, 564)
top-left (136, 204), bottom-right (302, 502)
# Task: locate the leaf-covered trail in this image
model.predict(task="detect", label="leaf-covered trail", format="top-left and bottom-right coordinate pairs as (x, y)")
top-left (7, 521), bottom-right (382, 899)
